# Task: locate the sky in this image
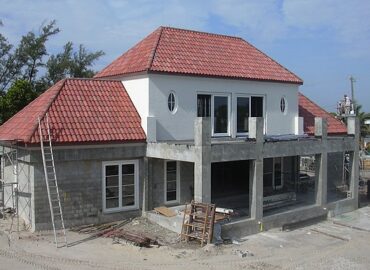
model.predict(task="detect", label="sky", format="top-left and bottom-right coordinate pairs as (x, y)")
top-left (1, 0), bottom-right (369, 112)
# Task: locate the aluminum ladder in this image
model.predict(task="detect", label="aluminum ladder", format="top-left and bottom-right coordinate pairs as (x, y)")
top-left (38, 113), bottom-right (67, 248)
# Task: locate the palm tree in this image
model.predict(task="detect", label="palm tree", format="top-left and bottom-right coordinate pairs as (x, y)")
top-left (355, 104), bottom-right (370, 138)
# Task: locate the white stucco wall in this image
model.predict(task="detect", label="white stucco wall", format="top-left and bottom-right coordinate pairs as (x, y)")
top-left (121, 75), bottom-right (150, 134)
top-left (148, 74), bottom-right (299, 141)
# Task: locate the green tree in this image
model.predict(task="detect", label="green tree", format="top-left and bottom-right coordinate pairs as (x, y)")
top-left (356, 104), bottom-right (370, 138)
top-left (0, 80), bottom-right (37, 123)
top-left (0, 20), bottom-right (104, 123)
top-left (0, 20), bottom-right (24, 92)
top-left (43, 42), bottom-right (104, 86)
top-left (17, 20), bottom-right (60, 85)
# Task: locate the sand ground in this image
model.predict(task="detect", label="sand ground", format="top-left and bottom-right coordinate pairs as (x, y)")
top-left (1, 206), bottom-right (370, 270)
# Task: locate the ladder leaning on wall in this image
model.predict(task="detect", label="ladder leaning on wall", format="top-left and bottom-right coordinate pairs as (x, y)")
top-left (38, 113), bottom-right (67, 248)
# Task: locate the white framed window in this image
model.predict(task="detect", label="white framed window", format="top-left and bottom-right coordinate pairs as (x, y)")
top-left (236, 96), bottom-right (250, 134)
top-left (212, 94), bottom-right (231, 136)
top-left (164, 160), bottom-right (180, 204)
top-left (102, 160), bottom-right (139, 213)
top-left (168, 91), bottom-right (177, 114)
top-left (236, 95), bottom-right (264, 136)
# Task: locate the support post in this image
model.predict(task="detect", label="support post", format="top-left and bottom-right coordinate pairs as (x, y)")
top-left (194, 118), bottom-right (211, 203)
top-left (142, 157), bottom-right (150, 212)
top-left (249, 158), bottom-right (263, 220)
top-left (347, 116), bottom-right (360, 204)
top-left (249, 117), bottom-right (264, 143)
top-left (249, 117), bottom-right (264, 220)
top-left (314, 117), bottom-right (327, 206)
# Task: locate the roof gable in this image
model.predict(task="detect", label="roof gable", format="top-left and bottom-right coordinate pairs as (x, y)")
top-left (95, 27), bottom-right (303, 84)
top-left (299, 93), bottom-right (347, 135)
top-left (0, 79), bottom-right (146, 144)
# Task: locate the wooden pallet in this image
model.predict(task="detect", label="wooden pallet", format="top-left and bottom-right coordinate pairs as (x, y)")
top-left (180, 200), bottom-right (216, 247)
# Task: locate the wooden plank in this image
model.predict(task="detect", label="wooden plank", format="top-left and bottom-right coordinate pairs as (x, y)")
top-left (154, 206), bottom-right (176, 217)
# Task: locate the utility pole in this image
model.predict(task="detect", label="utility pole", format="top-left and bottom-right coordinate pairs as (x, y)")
top-left (350, 76), bottom-right (356, 112)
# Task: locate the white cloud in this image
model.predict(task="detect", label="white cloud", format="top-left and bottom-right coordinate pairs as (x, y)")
top-left (283, 0), bottom-right (370, 57)
top-left (0, 0), bottom-right (369, 69)
top-left (0, 0), bottom-right (209, 69)
top-left (211, 0), bottom-right (287, 41)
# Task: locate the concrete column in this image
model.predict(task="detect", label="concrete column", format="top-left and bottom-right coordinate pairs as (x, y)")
top-left (249, 158), bottom-right (263, 220)
top-left (146, 117), bottom-right (157, 142)
top-left (347, 116), bottom-right (360, 204)
top-left (249, 117), bottom-right (264, 143)
top-left (315, 117), bottom-right (327, 139)
top-left (249, 117), bottom-right (264, 220)
top-left (194, 118), bottom-right (211, 203)
top-left (142, 157), bottom-right (150, 212)
top-left (314, 118), bottom-right (327, 206)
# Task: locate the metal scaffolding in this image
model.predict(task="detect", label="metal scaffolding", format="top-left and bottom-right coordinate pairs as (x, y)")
top-left (0, 140), bottom-right (20, 231)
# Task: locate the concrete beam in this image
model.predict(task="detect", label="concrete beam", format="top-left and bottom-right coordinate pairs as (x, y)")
top-left (146, 143), bottom-right (196, 162)
top-left (211, 137), bottom-right (354, 163)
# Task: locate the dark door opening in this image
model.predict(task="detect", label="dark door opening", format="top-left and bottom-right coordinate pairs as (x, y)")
top-left (211, 160), bottom-right (249, 215)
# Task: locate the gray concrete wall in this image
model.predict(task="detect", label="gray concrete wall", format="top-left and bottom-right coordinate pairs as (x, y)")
top-left (31, 143), bottom-right (146, 231)
top-left (149, 158), bottom-right (193, 209)
top-left (16, 149), bottom-right (34, 230)
top-left (180, 162), bottom-right (194, 204)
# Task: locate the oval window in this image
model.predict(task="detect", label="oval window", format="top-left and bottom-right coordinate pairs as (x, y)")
top-left (280, 97), bottom-right (287, 114)
top-left (168, 92), bottom-right (177, 113)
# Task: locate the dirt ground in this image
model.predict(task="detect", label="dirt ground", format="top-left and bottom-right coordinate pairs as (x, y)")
top-left (1, 207), bottom-right (370, 270)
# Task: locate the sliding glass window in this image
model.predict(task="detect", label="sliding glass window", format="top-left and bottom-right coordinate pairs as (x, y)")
top-left (237, 97), bottom-right (250, 133)
top-left (213, 96), bottom-right (229, 135)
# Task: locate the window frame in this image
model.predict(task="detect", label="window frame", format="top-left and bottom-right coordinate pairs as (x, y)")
top-left (211, 94), bottom-right (231, 137)
top-left (167, 91), bottom-right (177, 114)
top-left (235, 94), bottom-right (265, 136)
top-left (236, 95), bottom-right (250, 136)
top-left (263, 157), bottom-right (284, 190)
top-left (280, 96), bottom-right (288, 115)
top-left (164, 160), bottom-right (180, 204)
top-left (102, 160), bottom-right (139, 213)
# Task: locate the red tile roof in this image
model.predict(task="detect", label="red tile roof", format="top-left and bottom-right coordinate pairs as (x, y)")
top-left (0, 79), bottom-right (146, 144)
top-left (95, 27), bottom-right (303, 84)
top-left (299, 93), bottom-right (347, 135)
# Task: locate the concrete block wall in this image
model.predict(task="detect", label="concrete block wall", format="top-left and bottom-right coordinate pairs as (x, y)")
top-left (31, 144), bottom-right (146, 231)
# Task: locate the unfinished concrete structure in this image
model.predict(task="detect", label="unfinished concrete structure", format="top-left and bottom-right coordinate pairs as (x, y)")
top-left (0, 27), bottom-right (359, 236)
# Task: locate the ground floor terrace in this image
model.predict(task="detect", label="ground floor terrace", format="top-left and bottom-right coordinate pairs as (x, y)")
top-left (145, 117), bottom-right (360, 237)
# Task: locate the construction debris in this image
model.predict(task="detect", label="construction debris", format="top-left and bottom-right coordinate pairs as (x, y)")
top-left (115, 231), bottom-right (159, 247)
top-left (70, 220), bottom-right (126, 234)
top-left (70, 220), bottom-right (159, 248)
top-left (154, 206), bottom-right (176, 217)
